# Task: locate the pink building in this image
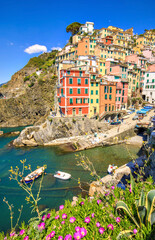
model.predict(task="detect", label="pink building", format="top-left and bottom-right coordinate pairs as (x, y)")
top-left (142, 49), bottom-right (155, 63)
top-left (115, 80), bottom-right (128, 110)
top-left (125, 54), bottom-right (147, 68)
top-left (147, 64), bottom-right (155, 72)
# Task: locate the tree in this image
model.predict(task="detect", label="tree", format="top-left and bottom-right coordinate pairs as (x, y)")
top-left (66, 22), bottom-right (82, 36)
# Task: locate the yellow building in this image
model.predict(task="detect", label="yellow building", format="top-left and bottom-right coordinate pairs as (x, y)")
top-left (136, 36), bottom-right (149, 49)
top-left (89, 75), bottom-right (100, 118)
top-left (72, 34), bottom-right (83, 44)
top-left (113, 34), bottom-right (128, 47)
top-left (98, 59), bottom-right (106, 76)
top-left (89, 37), bottom-right (96, 55)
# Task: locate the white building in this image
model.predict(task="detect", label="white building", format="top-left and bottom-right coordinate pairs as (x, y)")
top-left (79, 22), bottom-right (94, 35)
top-left (142, 71), bottom-right (155, 103)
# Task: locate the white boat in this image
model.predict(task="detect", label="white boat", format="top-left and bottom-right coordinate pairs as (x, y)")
top-left (54, 171), bottom-right (71, 180)
top-left (21, 166), bottom-right (46, 184)
top-left (107, 164), bottom-right (117, 174)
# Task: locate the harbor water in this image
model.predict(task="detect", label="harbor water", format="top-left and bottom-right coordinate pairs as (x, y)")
top-left (0, 126), bottom-right (141, 232)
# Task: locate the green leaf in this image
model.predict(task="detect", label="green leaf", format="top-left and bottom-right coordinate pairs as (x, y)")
top-left (116, 201), bottom-right (140, 228)
top-left (137, 206), bottom-right (146, 225)
top-left (117, 230), bottom-right (134, 239)
top-left (151, 210), bottom-right (155, 225)
top-left (139, 190), bottom-right (145, 206)
top-left (146, 190), bottom-right (155, 224)
top-left (130, 172), bottom-right (135, 193)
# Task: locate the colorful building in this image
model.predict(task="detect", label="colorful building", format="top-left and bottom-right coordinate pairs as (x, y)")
top-left (57, 68), bottom-right (90, 117)
top-left (90, 74), bottom-right (100, 117)
top-left (99, 80), bottom-right (116, 116)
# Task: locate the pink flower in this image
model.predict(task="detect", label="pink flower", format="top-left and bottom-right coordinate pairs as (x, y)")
top-left (42, 215), bottom-right (46, 221)
top-left (10, 232), bottom-right (15, 237)
top-left (80, 201), bottom-right (84, 205)
top-left (62, 213), bottom-right (67, 219)
top-left (84, 216), bottom-right (90, 223)
top-left (55, 215), bottom-right (60, 220)
top-left (107, 224), bottom-right (114, 230)
top-left (80, 228), bottom-right (87, 237)
top-left (70, 217), bottom-right (76, 223)
top-left (58, 236), bottom-right (63, 240)
top-left (111, 186), bottom-right (115, 190)
top-left (99, 227), bottom-right (105, 234)
top-left (97, 199), bottom-right (101, 204)
top-left (64, 234), bottom-right (72, 240)
top-left (59, 205), bottom-right (64, 210)
top-left (133, 229), bottom-right (137, 234)
top-left (91, 213), bottom-right (95, 218)
top-left (129, 188), bottom-right (132, 193)
top-left (73, 232), bottom-right (82, 240)
top-left (50, 231), bottom-right (55, 237)
top-left (96, 222), bottom-right (100, 227)
top-left (19, 229), bottom-right (25, 235)
top-left (75, 226), bottom-right (81, 232)
top-left (23, 237), bottom-right (29, 240)
top-left (46, 235), bottom-right (51, 240)
top-left (61, 221), bottom-right (65, 224)
top-left (38, 222), bottom-right (45, 230)
top-left (116, 217), bottom-right (121, 223)
top-left (46, 213), bottom-right (51, 219)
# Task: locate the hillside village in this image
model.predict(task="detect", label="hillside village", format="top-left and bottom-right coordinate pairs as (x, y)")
top-left (55, 22), bottom-right (155, 118)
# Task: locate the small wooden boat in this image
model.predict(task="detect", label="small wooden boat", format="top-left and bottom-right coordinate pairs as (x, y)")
top-left (54, 171), bottom-right (71, 180)
top-left (107, 164), bottom-right (117, 174)
top-left (21, 166), bottom-right (45, 184)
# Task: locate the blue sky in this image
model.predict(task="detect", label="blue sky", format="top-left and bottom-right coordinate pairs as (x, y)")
top-left (0, 0), bottom-right (155, 84)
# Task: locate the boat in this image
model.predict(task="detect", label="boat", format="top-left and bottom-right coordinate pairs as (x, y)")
top-left (54, 171), bottom-right (71, 180)
top-left (21, 166), bottom-right (46, 184)
top-left (107, 164), bottom-right (117, 174)
top-left (110, 121), bottom-right (121, 125)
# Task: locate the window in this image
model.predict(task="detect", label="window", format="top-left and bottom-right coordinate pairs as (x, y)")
top-left (122, 90), bottom-right (124, 96)
top-left (109, 105), bottom-right (111, 111)
top-left (110, 87), bottom-right (112, 93)
top-left (69, 78), bottom-right (73, 84)
top-left (96, 99), bottom-right (99, 103)
top-left (105, 104), bottom-right (107, 111)
top-left (119, 90), bottom-right (121, 94)
top-left (85, 88), bottom-right (88, 94)
top-left (85, 79), bottom-right (88, 84)
top-left (147, 73), bottom-right (149, 77)
top-left (104, 86), bottom-right (107, 93)
top-left (109, 94), bottom-right (112, 100)
top-left (112, 105), bottom-right (114, 111)
top-left (80, 71), bottom-right (82, 77)
top-left (61, 89), bottom-right (63, 95)
top-left (105, 94), bottom-right (107, 100)
top-left (119, 97), bottom-right (121, 101)
top-left (147, 79), bottom-right (149, 83)
top-left (69, 88), bottom-right (73, 94)
top-left (152, 79), bottom-right (154, 83)
top-left (91, 99), bottom-right (93, 103)
top-left (91, 82), bottom-right (93, 86)
top-left (96, 83), bottom-right (98, 87)
top-left (96, 90), bottom-right (98, 95)
top-left (116, 97), bottom-right (117, 101)
top-left (110, 68), bottom-right (112, 72)
top-left (77, 88), bottom-right (81, 94)
top-left (70, 98), bottom-right (73, 104)
top-left (77, 78), bottom-right (81, 84)
top-left (67, 71), bottom-right (70, 75)
top-left (91, 90), bottom-right (93, 95)
top-left (100, 63), bottom-right (102, 66)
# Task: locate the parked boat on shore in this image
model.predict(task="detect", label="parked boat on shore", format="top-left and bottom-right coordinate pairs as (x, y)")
top-left (54, 171), bottom-right (71, 180)
top-left (107, 164), bottom-right (118, 174)
top-left (21, 166), bottom-right (46, 184)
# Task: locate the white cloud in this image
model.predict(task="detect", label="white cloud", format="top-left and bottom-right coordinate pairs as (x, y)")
top-left (51, 47), bottom-right (62, 51)
top-left (24, 44), bottom-right (47, 54)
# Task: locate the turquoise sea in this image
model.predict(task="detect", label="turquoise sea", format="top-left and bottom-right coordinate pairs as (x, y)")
top-left (0, 126), bottom-right (141, 233)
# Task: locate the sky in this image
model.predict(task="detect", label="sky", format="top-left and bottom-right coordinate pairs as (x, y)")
top-left (0, 0), bottom-right (155, 84)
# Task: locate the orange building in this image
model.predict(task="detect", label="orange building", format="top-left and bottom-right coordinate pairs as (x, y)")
top-left (75, 37), bottom-right (90, 57)
top-left (99, 80), bottom-right (116, 115)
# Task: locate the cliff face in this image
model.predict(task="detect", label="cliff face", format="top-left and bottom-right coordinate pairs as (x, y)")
top-left (0, 52), bottom-right (57, 127)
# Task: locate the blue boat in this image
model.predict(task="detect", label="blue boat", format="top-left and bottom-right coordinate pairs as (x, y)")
top-left (110, 121), bottom-right (121, 125)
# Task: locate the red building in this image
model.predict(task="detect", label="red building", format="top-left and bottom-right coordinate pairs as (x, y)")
top-left (57, 69), bottom-right (90, 116)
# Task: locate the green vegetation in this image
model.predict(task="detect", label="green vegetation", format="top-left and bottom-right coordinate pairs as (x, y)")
top-left (26, 57), bottom-right (45, 68)
top-left (66, 22), bottom-right (82, 35)
top-left (24, 76), bottom-right (30, 82)
top-left (1, 174), bottom-right (154, 239)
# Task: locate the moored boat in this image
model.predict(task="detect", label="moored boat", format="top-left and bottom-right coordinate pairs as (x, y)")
top-left (110, 121), bottom-right (121, 125)
top-left (21, 166), bottom-right (46, 184)
top-left (107, 164), bottom-right (117, 174)
top-left (54, 171), bottom-right (71, 180)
